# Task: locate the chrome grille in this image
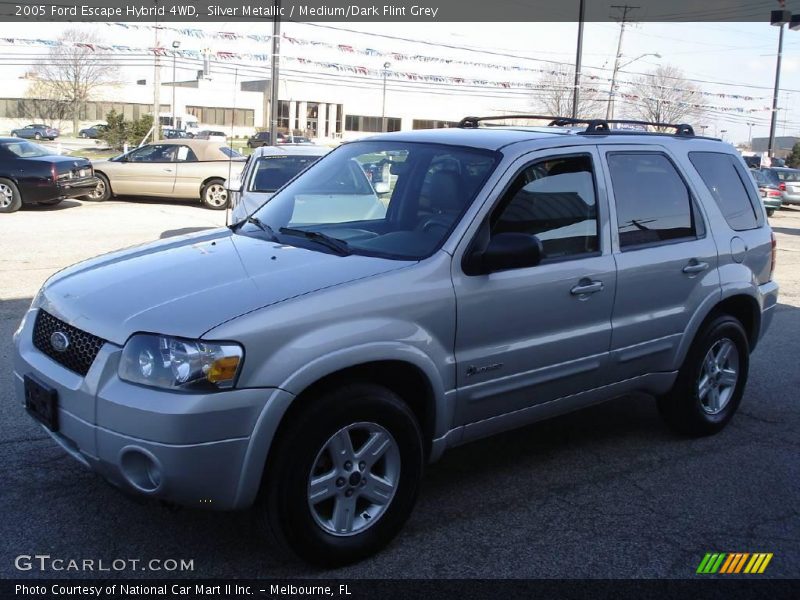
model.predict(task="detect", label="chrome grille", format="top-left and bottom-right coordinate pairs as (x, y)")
top-left (32, 310), bottom-right (106, 376)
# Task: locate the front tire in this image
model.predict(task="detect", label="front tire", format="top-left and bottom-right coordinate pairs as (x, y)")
top-left (257, 383), bottom-right (423, 566)
top-left (84, 173), bottom-right (111, 202)
top-left (201, 178), bottom-right (228, 209)
top-left (658, 315), bottom-right (749, 436)
top-left (0, 178), bottom-right (22, 213)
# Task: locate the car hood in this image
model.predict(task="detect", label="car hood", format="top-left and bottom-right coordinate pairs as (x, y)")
top-left (39, 228), bottom-right (412, 346)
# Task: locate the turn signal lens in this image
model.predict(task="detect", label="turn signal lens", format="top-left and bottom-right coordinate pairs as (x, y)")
top-left (207, 356), bottom-right (241, 383)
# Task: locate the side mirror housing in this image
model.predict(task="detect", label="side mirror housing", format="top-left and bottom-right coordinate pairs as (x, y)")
top-left (225, 178), bottom-right (242, 193)
top-left (465, 233), bottom-right (543, 275)
top-left (373, 181), bottom-right (390, 195)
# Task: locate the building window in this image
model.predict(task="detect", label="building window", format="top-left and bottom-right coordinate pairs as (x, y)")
top-left (345, 114), bottom-right (401, 133)
top-left (412, 119), bottom-right (458, 130)
top-left (186, 105), bottom-right (254, 127)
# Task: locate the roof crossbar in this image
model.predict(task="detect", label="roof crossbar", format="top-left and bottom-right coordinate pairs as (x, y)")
top-left (458, 115), bottom-right (695, 137)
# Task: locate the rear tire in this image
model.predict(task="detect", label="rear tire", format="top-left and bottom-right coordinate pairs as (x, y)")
top-left (767, 209), bottom-right (775, 217)
top-left (201, 178), bottom-right (228, 209)
top-left (658, 315), bottom-right (749, 436)
top-left (84, 173), bottom-right (111, 202)
top-left (34, 132), bottom-right (41, 140)
top-left (0, 178), bottom-right (22, 213)
top-left (256, 383), bottom-right (423, 566)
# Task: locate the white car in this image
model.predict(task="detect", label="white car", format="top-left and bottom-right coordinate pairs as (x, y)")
top-left (194, 130), bottom-right (228, 142)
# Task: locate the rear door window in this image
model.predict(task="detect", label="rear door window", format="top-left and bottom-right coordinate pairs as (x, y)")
top-left (689, 152), bottom-right (762, 230)
top-left (607, 152), bottom-right (700, 249)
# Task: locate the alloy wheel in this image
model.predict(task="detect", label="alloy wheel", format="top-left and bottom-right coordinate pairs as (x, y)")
top-left (307, 422), bottom-right (401, 537)
top-left (0, 183), bottom-right (14, 208)
top-left (698, 338), bottom-right (739, 415)
top-left (205, 184), bottom-right (227, 207)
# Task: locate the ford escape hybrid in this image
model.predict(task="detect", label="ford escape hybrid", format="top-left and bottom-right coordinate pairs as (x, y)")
top-left (13, 116), bottom-right (779, 566)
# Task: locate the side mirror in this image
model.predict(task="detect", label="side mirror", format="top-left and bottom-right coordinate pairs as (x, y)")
top-left (466, 233), bottom-right (543, 275)
top-left (373, 181), bottom-right (390, 195)
top-left (225, 178), bottom-right (242, 193)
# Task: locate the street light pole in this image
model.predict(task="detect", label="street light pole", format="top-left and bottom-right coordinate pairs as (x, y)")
top-left (381, 61), bottom-right (391, 132)
top-left (171, 41), bottom-right (180, 130)
top-left (268, 0), bottom-right (281, 146)
top-left (153, 1), bottom-right (161, 142)
top-left (606, 52), bottom-right (660, 121)
top-left (747, 122), bottom-right (754, 149)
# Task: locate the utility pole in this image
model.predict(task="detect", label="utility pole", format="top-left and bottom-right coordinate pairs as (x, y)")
top-left (153, 1), bottom-right (161, 142)
top-left (606, 4), bottom-right (639, 121)
top-left (572, 0), bottom-right (585, 118)
top-left (268, 0), bottom-right (281, 145)
top-left (171, 41), bottom-right (180, 130)
top-left (768, 21), bottom-right (784, 157)
top-left (747, 122), bottom-right (754, 149)
top-left (381, 62), bottom-right (391, 132)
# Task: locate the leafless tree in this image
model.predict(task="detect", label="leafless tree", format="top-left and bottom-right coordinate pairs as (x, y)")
top-left (619, 65), bottom-right (705, 129)
top-left (31, 29), bottom-right (118, 135)
top-left (534, 69), bottom-right (604, 119)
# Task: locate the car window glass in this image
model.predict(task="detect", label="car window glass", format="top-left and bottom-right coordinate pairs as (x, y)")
top-left (607, 153), bottom-right (697, 248)
top-left (689, 152), bottom-right (761, 231)
top-left (219, 147), bottom-right (243, 158)
top-left (128, 144), bottom-right (176, 162)
top-left (252, 142), bottom-right (499, 260)
top-left (176, 146), bottom-right (198, 162)
top-left (491, 155), bottom-right (598, 260)
top-left (777, 170), bottom-right (800, 182)
top-left (249, 155), bottom-right (323, 192)
top-left (1, 141), bottom-right (51, 158)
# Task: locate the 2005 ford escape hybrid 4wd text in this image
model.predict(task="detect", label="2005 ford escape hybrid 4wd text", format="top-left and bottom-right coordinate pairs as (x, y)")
top-left (13, 116), bottom-right (779, 566)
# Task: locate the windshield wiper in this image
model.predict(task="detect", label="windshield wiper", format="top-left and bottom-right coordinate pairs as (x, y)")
top-left (279, 227), bottom-right (351, 256)
top-left (232, 216), bottom-right (278, 241)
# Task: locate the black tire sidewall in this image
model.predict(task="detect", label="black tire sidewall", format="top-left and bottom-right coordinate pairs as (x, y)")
top-left (264, 384), bottom-right (423, 566)
top-left (0, 178), bottom-right (22, 213)
top-left (667, 315), bottom-right (749, 433)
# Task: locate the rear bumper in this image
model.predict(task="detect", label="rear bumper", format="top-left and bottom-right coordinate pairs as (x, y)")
top-left (757, 280), bottom-right (779, 342)
top-left (781, 193), bottom-right (800, 205)
top-left (58, 177), bottom-right (99, 198)
top-left (762, 198), bottom-right (782, 210)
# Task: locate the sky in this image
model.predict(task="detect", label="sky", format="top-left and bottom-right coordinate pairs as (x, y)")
top-left (3, 19), bottom-right (799, 144)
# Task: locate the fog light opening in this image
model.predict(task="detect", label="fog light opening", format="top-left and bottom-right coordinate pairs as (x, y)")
top-left (119, 448), bottom-right (163, 493)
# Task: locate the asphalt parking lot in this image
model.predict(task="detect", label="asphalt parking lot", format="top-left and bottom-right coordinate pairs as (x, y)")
top-left (1, 198), bottom-right (798, 579)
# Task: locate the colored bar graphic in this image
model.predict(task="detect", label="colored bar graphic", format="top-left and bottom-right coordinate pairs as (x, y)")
top-left (701, 552), bottom-right (774, 574)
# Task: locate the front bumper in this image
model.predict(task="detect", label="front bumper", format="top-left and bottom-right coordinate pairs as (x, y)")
top-left (13, 307), bottom-right (290, 510)
top-left (781, 193), bottom-right (800, 205)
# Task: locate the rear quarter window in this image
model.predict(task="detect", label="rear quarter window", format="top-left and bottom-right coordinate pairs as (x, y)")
top-left (689, 152), bottom-right (763, 231)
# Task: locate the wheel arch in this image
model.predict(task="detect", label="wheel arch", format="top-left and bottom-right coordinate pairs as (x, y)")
top-left (234, 354), bottom-right (446, 509)
top-left (677, 291), bottom-right (761, 368)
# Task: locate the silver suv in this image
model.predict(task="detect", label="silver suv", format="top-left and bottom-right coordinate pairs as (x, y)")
top-left (13, 116), bottom-right (779, 566)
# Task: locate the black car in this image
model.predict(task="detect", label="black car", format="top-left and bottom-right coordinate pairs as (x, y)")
top-left (0, 137), bottom-right (98, 213)
top-left (246, 130), bottom-right (292, 148)
top-left (78, 124), bottom-right (107, 139)
top-left (162, 128), bottom-right (193, 139)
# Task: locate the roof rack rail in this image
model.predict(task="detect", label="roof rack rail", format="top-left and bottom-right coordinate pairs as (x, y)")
top-left (458, 115), bottom-right (695, 137)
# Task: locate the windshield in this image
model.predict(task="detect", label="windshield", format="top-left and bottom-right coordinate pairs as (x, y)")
top-left (247, 141), bottom-right (499, 260)
top-left (1, 141), bottom-right (52, 158)
top-left (220, 146), bottom-right (243, 158)
top-left (249, 155), bottom-right (323, 192)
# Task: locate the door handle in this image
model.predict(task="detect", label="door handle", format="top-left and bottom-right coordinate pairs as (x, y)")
top-left (570, 279), bottom-right (604, 295)
top-left (682, 260), bottom-right (709, 274)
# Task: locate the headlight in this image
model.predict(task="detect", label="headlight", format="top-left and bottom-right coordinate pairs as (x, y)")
top-left (119, 334), bottom-right (243, 391)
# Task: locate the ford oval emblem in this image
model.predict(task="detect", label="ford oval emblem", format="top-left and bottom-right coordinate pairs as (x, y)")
top-left (50, 331), bottom-right (70, 353)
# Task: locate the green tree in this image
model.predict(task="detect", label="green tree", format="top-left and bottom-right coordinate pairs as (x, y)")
top-left (787, 142), bottom-right (800, 169)
top-left (98, 111), bottom-right (155, 151)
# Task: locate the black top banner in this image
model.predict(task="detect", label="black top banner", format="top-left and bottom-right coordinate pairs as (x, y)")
top-left (2, 0), bottom-right (799, 22)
